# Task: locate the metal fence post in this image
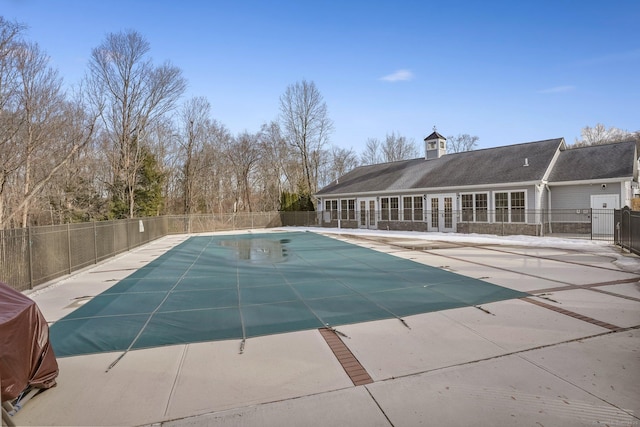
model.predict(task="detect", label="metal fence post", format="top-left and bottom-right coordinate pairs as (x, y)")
top-left (93, 220), bottom-right (98, 265)
top-left (629, 210), bottom-right (633, 254)
top-left (67, 222), bottom-right (72, 274)
top-left (27, 226), bottom-right (34, 290)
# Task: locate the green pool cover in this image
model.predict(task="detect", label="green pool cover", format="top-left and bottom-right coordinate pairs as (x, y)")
top-left (50, 232), bottom-right (528, 357)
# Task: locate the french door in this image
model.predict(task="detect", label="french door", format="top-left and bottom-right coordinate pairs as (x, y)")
top-left (359, 198), bottom-right (377, 229)
top-left (427, 194), bottom-right (456, 232)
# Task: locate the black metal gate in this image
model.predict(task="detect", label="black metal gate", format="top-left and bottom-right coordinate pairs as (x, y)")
top-left (614, 207), bottom-right (640, 255)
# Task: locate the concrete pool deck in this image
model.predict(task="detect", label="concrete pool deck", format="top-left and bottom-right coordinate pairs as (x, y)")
top-left (10, 228), bottom-right (640, 426)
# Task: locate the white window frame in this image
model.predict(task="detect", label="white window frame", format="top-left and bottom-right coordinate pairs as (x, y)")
top-left (347, 199), bottom-right (355, 220)
top-left (380, 197), bottom-right (389, 221)
top-left (413, 195), bottom-right (424, 222)
top-left (402, 196), bottom-right (412, 221)
top-left (380, 196), bottom-right (400, 221)
top-left (492, 189), bottom-right (527, 223)
top-left (390, 197), bottom-right (399, 221)
top-left (325, 199), bottom-right (338, 220)
top-left (460, 192), bottom-right (489, 222)
top-left (401, 195), bottom-right (425, 221)
top-left (338, 199), bottom-right (356, 220)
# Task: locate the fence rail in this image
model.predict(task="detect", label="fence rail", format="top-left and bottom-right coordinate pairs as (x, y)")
top-left (321, 208), bottom-right (616, 240)
top-left (0, 209), bottom-right (619, 292)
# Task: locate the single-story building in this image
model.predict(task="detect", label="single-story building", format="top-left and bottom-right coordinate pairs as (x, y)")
top-left (315, 132), bottom-right (638, 236)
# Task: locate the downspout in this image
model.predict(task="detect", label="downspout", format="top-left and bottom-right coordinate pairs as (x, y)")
top-left (545, 184), bottom-right (552, 234)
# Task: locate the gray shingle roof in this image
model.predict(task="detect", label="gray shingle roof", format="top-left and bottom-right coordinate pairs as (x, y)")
top-left (317, 138), bottom-right (564, 196)
top-left (548, 140), bottom-right (637, 183)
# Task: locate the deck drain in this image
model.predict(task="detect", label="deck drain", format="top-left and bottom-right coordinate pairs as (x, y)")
top-left (319, 328), bottom-right (373, 386)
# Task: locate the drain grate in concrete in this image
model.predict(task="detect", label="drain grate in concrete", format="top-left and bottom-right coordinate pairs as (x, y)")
top-left (319, 328), bottom-right (373, 386)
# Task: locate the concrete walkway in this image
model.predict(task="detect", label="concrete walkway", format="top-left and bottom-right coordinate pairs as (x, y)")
top-left (10, 230), bottom-right (640, 426)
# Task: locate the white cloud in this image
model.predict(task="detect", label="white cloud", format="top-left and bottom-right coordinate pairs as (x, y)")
top-left (538, 85), bottom-right (575, 94)
top-left (380, 69), bottom-right (414, 82)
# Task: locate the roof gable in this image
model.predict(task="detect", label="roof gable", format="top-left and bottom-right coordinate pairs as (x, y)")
top-left (547, 140), bottom-right (637, 183)
top-left (424, 131), bottom-right (446, 141)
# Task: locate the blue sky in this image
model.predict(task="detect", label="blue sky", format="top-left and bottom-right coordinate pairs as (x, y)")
top-left (2, 0), bottom-right (638, 152)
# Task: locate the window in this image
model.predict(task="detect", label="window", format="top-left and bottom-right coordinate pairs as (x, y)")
top-left (402, 196), bottom-right (424, 221)
top-left (495, 192), bottom-right (509, 222)
top-left (475, 194), bottom-right (488, 222)
top-left (413, 196), bottom-right (423, 221)
top-left (403, 197), bottom-right (412, 221)
top-left (380, 197), bottom-right (389, 220)
top-left (511, 192), bottom-right (525, 222)
top-left (461, 193), bottom-right (488, 222)
top-left (494, 190), bottom-right (526, 223)
top-left (325, 200), bottom-right (338, 220)
top-left (380, 197), bottom-right (399, 220)
top-left (390, 197), bottom-right (399, 220)
top-left (339, 199), bottom-right (355, 220)
top-left (461, 194), bottom-right (474, 222)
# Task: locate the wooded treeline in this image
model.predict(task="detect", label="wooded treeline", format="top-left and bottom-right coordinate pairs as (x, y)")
top-left (1, 18), bottom-right (635, 229)
top-left (1, 20), bottom-right (448, 229)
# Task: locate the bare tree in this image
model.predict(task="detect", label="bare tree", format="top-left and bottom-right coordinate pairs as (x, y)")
top-left (3, 93), bottom-right (98, 228)
top-left (447, 133), bottom-right (479, 153)
top-left (0, 20), bottom-right (99, 228)
top-left (321, 146), bottom-right (358, 187)
top-left (382, 131), bottom-right (418, 162)
top-left (279, 80), bottom-right (333, 196)
top-left (360, 138), bottom-right (382, 165)
top-left (178, 97), bottom-right (211, 214)
top-left (573, 124), bottom-right (633, 147)
top-left (260, 120), bottom-right (302, 195)
top-left (0, 18), bottom-right (26, 228)
top-left (87, 30), bottom-right (186, 218)
top-left (146, 118), bottom-right (180, 214)
top-left (194, 120), bottom-right (232, 214)
top-left (48, 132), bottom-right (108, 222)
top-left (253, 121), bottom-right (289, 211)
top-left (44, 94), bottom-right (105, 223)
top-left (223, 131), bottom-right (262, 212)
top-left (15, 41), bottom-right (66, 226)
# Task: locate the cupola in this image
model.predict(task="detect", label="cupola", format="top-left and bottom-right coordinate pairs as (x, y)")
top-left (424, 128), bottom-right (446, 160)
